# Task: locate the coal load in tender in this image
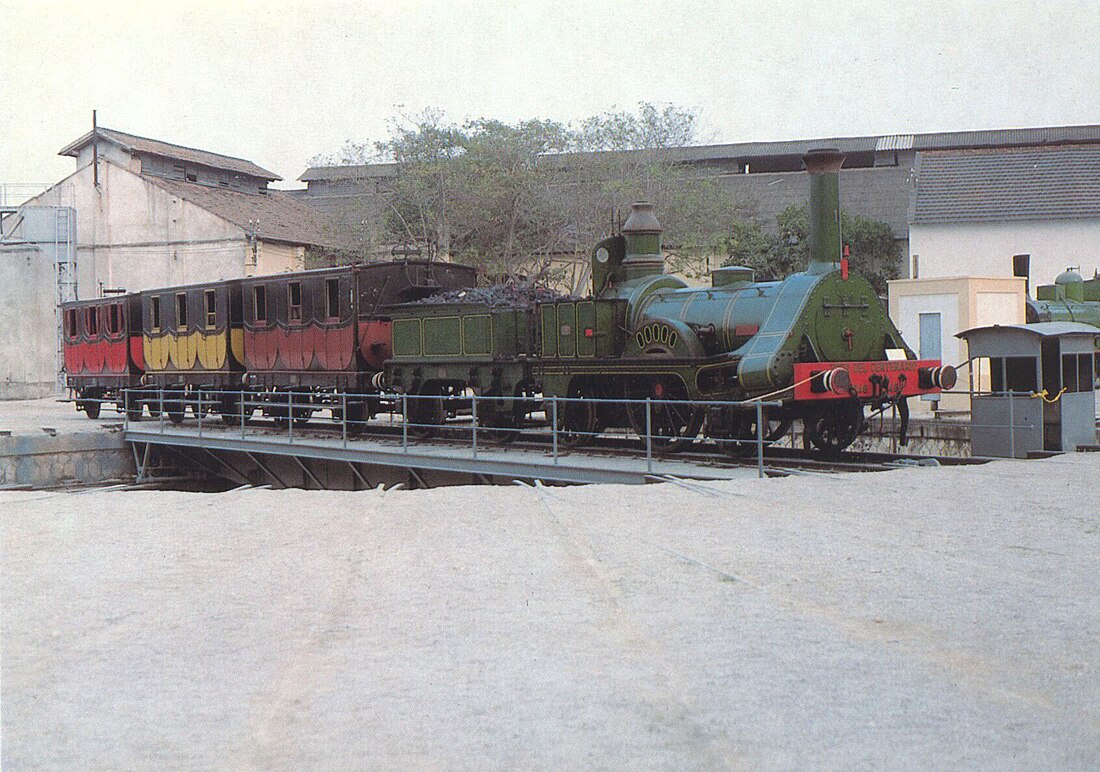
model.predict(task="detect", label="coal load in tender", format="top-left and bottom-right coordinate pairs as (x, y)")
top-left (413, 281), bottom-right (579, 309)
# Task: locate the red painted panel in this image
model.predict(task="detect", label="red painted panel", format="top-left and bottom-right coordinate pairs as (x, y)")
top-left (84, 339), bottom-right (106, 374)
top-left (330, 324), bottom-right (354, 370)
top-left (359, 321), bottom-right (392, 371)
top-left (105, 339), bottom-right (128, 373)
top-left (64, 340), bottom-right (83, 374)
top-left (793, 359), bottom-right (946, 401)
top-left (245, 328), bottom-right (279, 370)
top-left (130, 335), bottom-right (145, 371)
top-left (281, 326), bottom-right (304, 370)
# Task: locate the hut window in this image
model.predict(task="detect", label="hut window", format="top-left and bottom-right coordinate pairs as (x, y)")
top-left (85, 307), bottom-right (99, 336)
top-left (254, 285), bottom-right (268, 323)
top-left (1063, 353), bottom-right (1095, 393)
top-left (288, 282), bottom-right (302, 322)
top-left (151, 296), bottom-right (161, 331)
top-left (176, 293), bottom-right (188, 328)
top-left (66, 309), bottom-right (78, 338)
top-left (325, 278), bottom-right (340, 319)
top-left (1003, 356), bottom-right (1037, 393)
top-left (205, 290), bottom-right (217, 328)
top-left (107, 303), bottom-right (121, 335)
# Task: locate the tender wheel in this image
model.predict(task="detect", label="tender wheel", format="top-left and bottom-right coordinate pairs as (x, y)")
top-left (556, 387), bottom-right (598, 448)
top-left (477, 400), bottom-right (519, 444)
top-left (624, 377), bottom-right (703, 454)
top-left (804, 401), bottom-right (864, 457)
top-left (407, 390), bottom-right (445, 438)
top-left (708, 407), bottom-right (792, 457)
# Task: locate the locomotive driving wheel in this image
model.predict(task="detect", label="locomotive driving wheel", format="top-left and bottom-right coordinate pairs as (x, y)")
top-left (804, 401), bottom-right (864, 457)
top-left (407, 387), bottom-right (445, 439)
top-left (624, 377), bottom-right (703, 454)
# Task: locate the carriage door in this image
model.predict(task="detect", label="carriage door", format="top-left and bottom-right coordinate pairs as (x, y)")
top-left (1040, 338), bottom-right (1062, 451)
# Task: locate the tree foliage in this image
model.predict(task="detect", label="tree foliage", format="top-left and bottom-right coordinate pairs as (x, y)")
top-left (724, 206), bottom-right (901, 295)
top-left (317, 104), bottom-right (746, 288)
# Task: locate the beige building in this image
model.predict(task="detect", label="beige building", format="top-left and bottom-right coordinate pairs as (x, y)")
top-left (3, 127), bottom-right (340, 399)
top-left (25, 127), bottom-right (339, 296)
top-left (889, 275), bottom-right (1027, 412)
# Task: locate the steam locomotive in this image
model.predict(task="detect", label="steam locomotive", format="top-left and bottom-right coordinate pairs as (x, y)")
top-left (62, 149), bottom-right (955, 456)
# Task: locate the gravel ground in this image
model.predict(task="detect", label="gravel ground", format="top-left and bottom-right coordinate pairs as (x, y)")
top-left (2, 454), bottom-right (1098, 769)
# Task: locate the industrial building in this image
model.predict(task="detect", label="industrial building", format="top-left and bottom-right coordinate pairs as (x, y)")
top-left (2, 127), bottom-right (342, 399)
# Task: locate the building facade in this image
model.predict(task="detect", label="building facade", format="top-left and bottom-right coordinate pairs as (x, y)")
top-left (4, 127), bottom-right (341, 398)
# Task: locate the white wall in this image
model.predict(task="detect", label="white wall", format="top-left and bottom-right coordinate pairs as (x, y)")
top-left (909, 220), bottom-right (1100, 286)
top-left (25, 161), bottom-right (252, 297)
top-left (0, 245), bottom-right (59, 398)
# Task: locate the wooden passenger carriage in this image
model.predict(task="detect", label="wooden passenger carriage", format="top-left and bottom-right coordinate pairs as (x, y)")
top-left (61, 294), bottom-right (143, 418)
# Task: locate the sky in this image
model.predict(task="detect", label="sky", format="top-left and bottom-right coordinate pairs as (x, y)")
top-left (1, 0), bottom-right (1098, 189)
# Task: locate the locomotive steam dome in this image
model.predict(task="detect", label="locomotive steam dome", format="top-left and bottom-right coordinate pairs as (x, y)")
top-left (620, 202), bottom-right (665, 280)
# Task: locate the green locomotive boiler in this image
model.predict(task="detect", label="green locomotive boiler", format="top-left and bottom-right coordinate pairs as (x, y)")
top-left (381, 150), bottom-right (955, 455)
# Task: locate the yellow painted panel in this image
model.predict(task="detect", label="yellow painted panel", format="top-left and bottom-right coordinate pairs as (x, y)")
top-left (230, 329), bottom-right (244, 365)
top-left (196, 331), bottom-right (227, 369)
top-left (143, 334), bottom-right (170, 371)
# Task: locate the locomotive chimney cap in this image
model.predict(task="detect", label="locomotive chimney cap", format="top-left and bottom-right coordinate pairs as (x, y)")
top-left (803, 148), bottom-right (846, 174)
top-left (622, 202), bottom-right (662, 235)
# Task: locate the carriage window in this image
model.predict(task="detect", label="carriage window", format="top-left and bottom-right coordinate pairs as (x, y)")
top-left (205, 290), bottom-right (217, 328)
top-left (107, 303), bottom-right (121, 335)
top-left (288, 282), bottom-right (302, 322)
top-left (325, 278), bottom-right (340, 319)
top-left (151, 296), bottom-right (161, 331)
top-left (176, 293), bottom-right (188, 328)
top-left (66, 309), bottom-right (78, 338)
top-left (85, 307), bottom-right (99, 336)
top-left (253, 285), bottom-right (268, 323)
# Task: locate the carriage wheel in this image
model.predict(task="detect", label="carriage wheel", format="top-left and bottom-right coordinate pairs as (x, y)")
top-left (80, 391), bottom-right (102, 420)
top-left (124, 392), bottom-right (143, 422)
top-left (804, 401), bottom-right (864, 457)
top-left (624, 377), bottom-right (703, 454)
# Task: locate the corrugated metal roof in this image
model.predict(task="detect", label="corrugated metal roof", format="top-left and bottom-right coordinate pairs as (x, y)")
top-left (914, 125), bottom-right (1100, 150)
top-left (911, 145), bottom-right (1100, 224)
top-left (876, 135), bottom-right (914, 151)
top-left (60, 128), bottom-right (281, 181)
top-left (299, 162), bottom-right (400, 182)
top-left (956, 322), bottom-right (1100, 338)
top-left (143, 176), bottom-right (341, 247)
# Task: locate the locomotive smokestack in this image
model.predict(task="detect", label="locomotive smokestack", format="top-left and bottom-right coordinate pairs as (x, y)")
top-left (804, 149), bottom-right (845, 275)
top-left (620, 202), bottom-right (665, 280)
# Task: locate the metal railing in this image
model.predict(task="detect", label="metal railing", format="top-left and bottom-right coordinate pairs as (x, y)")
top-left (114, 387), bottom-right (786, 479)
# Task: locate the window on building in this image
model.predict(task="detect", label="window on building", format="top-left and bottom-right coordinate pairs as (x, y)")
top-left (66, 309), bottom-right (78, 339)
top-left (85, 306), bottom-right (99, 336)
top-left (288, 282), bottom-right (302, 322)
top-left (151, 296), bottom-right (161, 332)
top-left (1062, 353), bottom-right (1096, 393)
top-left (107, 303), bottom-right (121, 335)
top-left (325, 278), bottom-right (340, 319)
top-left (204, 290), bottom-right (217, 329)
top-left (254, 285), bottom-right (268, 324)
top-left (176, 293), bottom-right (188, 329)
top-left (1003, 356), bottom-right (1038, 393)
